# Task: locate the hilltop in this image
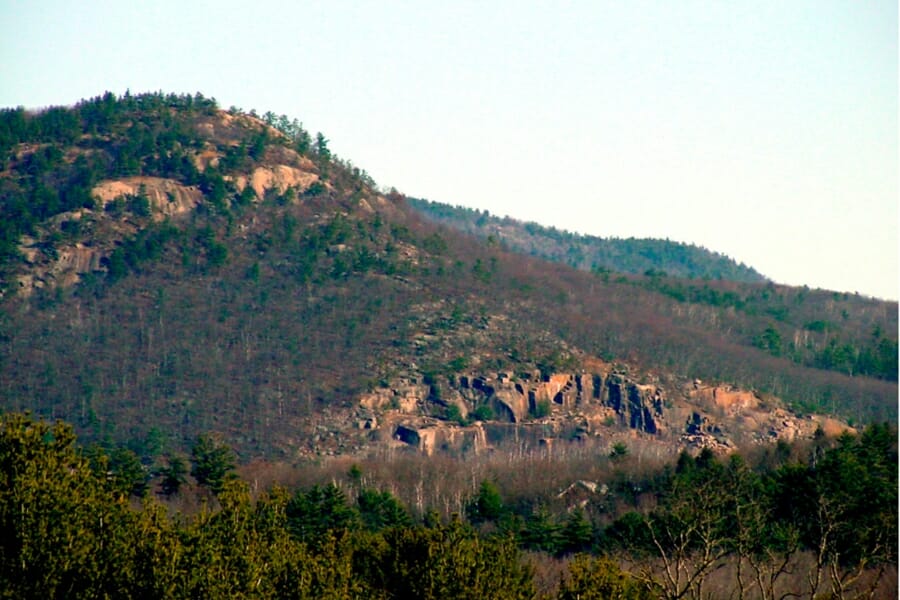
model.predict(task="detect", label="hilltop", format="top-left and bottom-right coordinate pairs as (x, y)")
top-left (407, 197), bottom-right (766, 283)
top-left (0, 91), bottom-right (895, 461)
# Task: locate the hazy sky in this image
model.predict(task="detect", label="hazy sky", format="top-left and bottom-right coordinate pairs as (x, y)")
top-left (2, 1), bottom-right (897, 299)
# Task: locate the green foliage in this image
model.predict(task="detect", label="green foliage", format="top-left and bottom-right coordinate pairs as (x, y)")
top-left (447, 355), bottom-right (469, 372)
top-left (465, 479), bottom-right (505, 524)
top-left (421, 232), bottom-right (448, 255)
top-left (371, 520), bottom-right (535, 600)
top-left (405, 199), bottom-right (897, 392)
top-left (755, 325), bottom-right (783, 356)
top-left (128, 189), bottom-right (151, 217)
top-left (304, 180), bottom-right (326, 197)
top-left (804, 319), bottom-right (834, 332)
top-left (559, 508), bottom-right (594, 555)
top-left (205, 240), bottom-right (228, 268)
top-left (531, 399), bottom-right (551, 419)
top-left (609, 441), bottom-right (629, 460)
top-left (1, 90), bottom-right (895, 467)
top-left (158, 455), bottom-right (188, 496)
top-left (104, 220), bottom-right (179, 281)
top-left (0, 91), bottom-right (218, 273)
top-left (357, 488), bottom-right (412, 531)
top-left (558, 555), bottom-right (651, 600)
top-left (0, 413), bottom-right (141, 598)
top-left (286, 483), bottom-right (359, 545)
top-left (445, 403), bottom-right (466, 425)
top-left (521, 505), bottom-right (560, 554)
top-left (0, 412), bottom-right (895, 599)
top-left (107, 446), bottom-right (149, 497)
top-left (190, 433), bottom-right (236, 494)
top-left (537, 350), bottom-right (579, 379)
top-left (314, 132), bottom-right (331, 162)
top-left (266, 112), bottom-right (312, 155)
top-left (471, 404), bottom-right (494, 422)
top-left (472, 257), bottom-right (492, 282)
top-left (603, 511), bottom-right (654, 556)
top-left (601, 429), bottom-right (898, 598)
top-left (771, 423), bottom-right (898, 569)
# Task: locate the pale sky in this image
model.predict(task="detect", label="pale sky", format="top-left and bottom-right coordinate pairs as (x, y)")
top-left (2, 1), bottom-right (897, 299)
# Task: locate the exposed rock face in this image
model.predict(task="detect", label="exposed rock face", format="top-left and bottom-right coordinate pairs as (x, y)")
top-left (195, 111), bottom-right (264, 145)
top-left (364, 368), bottom-right (673, 454)
top-left (358, 380), bottom-right (428, 414)
top-left (393, 421), bottom-right (487, 456)
top-left (14, 177), bottom-right (207, 296)
top-left (17, 230), bottom-right (108, 293)
top-left (679, 383), bottom-right (857, 453)
top-left (92, 177), bottom-right (204, 218)
top-left (229, 165), bottom-right (319, 201)
top-left (48, 245), bottom-right (105, 287)
top-left (681, 411), bottom-right (734, 452)
top-left (534, 373), bottom-right (574, 407)
top-left (692, 385), bottom-right (759, 413)
top-left (603, 374), bottom-right (665, 434)
top-left (14, 152), bottom-right (321, 296)
top-left (358, 364), bottom-right (848, 459)
top-left (492, 387), bottom-right (529, 422)
top-left (11, 107), bottom-right (323, 298)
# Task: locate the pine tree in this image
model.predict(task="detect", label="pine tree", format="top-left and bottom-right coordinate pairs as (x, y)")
top-left (190, 433), bottom-right (236, 494)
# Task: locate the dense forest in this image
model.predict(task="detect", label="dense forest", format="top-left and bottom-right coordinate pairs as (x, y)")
top-left (1, 411), bottom-right (895, 598)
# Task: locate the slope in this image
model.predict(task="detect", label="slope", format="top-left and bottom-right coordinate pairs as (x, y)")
top-left (407, 197), bottom-right (767, 282)
top-left (0, 92), bottom-right (895, 461)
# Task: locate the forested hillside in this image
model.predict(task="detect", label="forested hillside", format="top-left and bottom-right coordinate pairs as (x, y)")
top-left (407, 197), bottom-right (767, 282)
top-left (0, 92), bottom-right (895, 464)
top-left (0, 89), bottom-right (896, 598)
top-left (409, 197), bottom-right (897, 384)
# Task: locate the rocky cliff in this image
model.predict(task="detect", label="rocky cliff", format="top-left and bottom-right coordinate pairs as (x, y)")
top-left (348, 362), bottom-right (845, 458)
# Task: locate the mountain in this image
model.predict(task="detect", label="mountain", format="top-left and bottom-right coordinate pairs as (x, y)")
top-left (0, 92), bottom-right (896, 461)
top-left (407, 197), bottom-right (767, 283)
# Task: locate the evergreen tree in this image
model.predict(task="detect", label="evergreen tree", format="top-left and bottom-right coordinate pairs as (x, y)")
top-left (158, 455), bottom-right (188, 496)
top-left (357, 488), bottom-right (412, 531)
top-left (286, 483), bottom-right (359, 546)
top-left (465, 479), bottom-right (504, 524)
top-left (190, 433), bottom-right (236, 494)
top-left (559, 507), bottom-right (594, 555)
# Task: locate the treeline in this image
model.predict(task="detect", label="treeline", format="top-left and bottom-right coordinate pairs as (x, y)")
top-left (406, 197), bottom-right (767, 283)
top-left (0, 91), bottom-right (218, 153)
top-left (1, 412), bottom-right (895, 598)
